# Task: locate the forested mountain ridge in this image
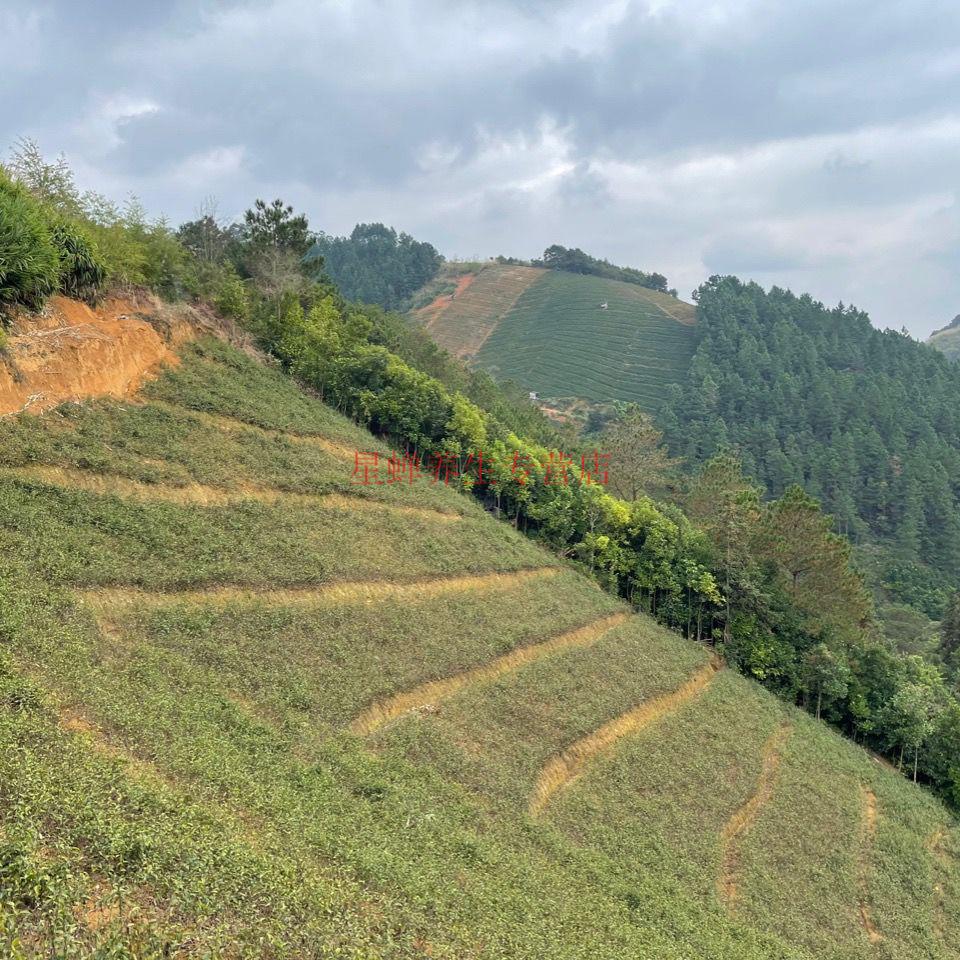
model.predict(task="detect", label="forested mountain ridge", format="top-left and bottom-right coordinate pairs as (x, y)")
top-left (659, 277), bottom-right (960, 610)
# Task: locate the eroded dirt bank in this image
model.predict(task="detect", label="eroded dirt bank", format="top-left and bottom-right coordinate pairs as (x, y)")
top-left (0, 293), bottom-right (221, 417)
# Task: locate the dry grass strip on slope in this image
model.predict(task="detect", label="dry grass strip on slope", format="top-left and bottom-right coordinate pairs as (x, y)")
top-left (60, 708), bottom-right (270, 855)
top-left (0, 464), bottom-right (460, 523)
top-left (142, 400), bottom-right (358, 461)
top-left (529, 656), bottom-right (722, 818)
top-left (717, 720), bottom-right (793, 909)
top-left (76, 568), bottom-right (561, 623)
top-left (60, 709), bottom-right (170, 789)
top-left (927, 827), bottom-right (950, 942)
top-left (858, 786), bottom-right (883, 945)
top-left (350, 611), bottom-right (630, 736)
top-left (641, 288), bottom-right (698, 326)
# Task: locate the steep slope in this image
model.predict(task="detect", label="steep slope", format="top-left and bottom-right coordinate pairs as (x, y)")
top-left (413, 266), bottom-right (698, 410)
top-left (0, 327), bottom-right (957, 958)
top-left (928, 315), bottom-right (960, 361)
top-left (415, 262), bottom-right (545, 359)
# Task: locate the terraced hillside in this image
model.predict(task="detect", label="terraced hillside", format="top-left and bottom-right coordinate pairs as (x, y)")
top-left (416, 263), bottom-right (546, 359)
top-left (1, 332), bottom-right (958, 958)
top-left (415, 267), bottom-right (699, 409)
top-left (475, 271), bottom-right (698, 407)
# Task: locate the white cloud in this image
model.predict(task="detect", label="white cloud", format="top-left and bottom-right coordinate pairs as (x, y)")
top-left (71, 94), bottom-right (162, 155)
top-left (4, 0), bottom-right (960, 335)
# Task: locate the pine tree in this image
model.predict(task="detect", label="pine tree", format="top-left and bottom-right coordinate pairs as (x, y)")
top-left (941, 590), bottom-right (960, 666)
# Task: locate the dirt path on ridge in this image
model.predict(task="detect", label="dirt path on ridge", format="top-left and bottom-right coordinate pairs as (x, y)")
top-left (716, 720), bottom-right (792, 908)
top-left (351, 612), bottom-right (629, 736)
top-left (528, 656), bottom-right (722, 817)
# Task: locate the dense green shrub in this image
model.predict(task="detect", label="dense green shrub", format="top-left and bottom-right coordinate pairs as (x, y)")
top-left (0, 173), bottom-right (60, 311)
top-left (136, 221), bottom-right (192, 299)
top-left (50, 218), bottom-right (105, 302)
top-left (213, 268), bottom-right (250, 320)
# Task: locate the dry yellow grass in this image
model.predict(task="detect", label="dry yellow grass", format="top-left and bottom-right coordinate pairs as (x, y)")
top-left (0, 464), bottom-right (460, 522)
top-left (717, 721), bottom-right (792, 908)
top-left (529, 657), bottom-right (721, 817)
top-left (858, 786), bottom-right (883, 945)
top-left (350, 611), bottom-right (630, 736)
top-left (77, 567), bottom-right (561, 621)
top-left (143, 399), bottom-right (358, 460)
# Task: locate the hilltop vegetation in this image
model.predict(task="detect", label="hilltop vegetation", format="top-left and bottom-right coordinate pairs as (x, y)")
top-left (305, 223), bottom-right (443, 310)
top-left (929, 315), bottom-right (960, 362)
top-left (411, 264), bottom-right (698, 410)
top-left (408, 247), bottom-right (693, 410)
top-left (475, 270), bottom-right (697, 406)
top-left (530, 243), bottom-right (676, 296)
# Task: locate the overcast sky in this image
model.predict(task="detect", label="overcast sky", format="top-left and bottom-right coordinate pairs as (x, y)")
top-left (3, 0), bottom-right (960, 336)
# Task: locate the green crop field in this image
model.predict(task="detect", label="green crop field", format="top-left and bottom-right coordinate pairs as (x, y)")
top-left (413, 268), bottom-right (699, 410)
top-left (472, 270), bottom-right (699, 408)
top-left (1, 336), bottom-right (957, 958)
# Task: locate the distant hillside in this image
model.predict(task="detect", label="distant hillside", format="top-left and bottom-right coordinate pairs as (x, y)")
top-left (415, 262), bottom-right (546, 358)
top-left (929, 315), bottom-right (960, 361)
top-left (412, 264), bottom-right (698, 410)
top-left (661, 276), bottom-right (960, 614)
top-left (2, 322), bottom-right (958, 958)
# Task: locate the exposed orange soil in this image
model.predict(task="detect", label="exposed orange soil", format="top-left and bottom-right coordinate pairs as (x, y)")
top-left (0, 295), bottom-right (207, 417)
top-left (418, 265), bottom-right (546, 359)
top-left (76, 882), bottom-right (120, 933)
top-left (529, 656), bottom-right (722, 817)
top-left (717, 721), bottom-right (792, 908)
top-left (351, 611), bottom-right (630, 736)
top-left (420, 273), bottom-right (477, 329)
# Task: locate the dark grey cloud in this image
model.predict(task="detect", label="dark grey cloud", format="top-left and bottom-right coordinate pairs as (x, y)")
top-left (2, 0), bottom-right (959, 335)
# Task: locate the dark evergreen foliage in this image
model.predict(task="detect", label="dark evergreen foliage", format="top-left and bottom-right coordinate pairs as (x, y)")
top-left (661, 276), bottom-right (960, 609)
top-left (532, 244), bottom-right (673, 294)
top-left (305, 223), bottom-right (443, 310)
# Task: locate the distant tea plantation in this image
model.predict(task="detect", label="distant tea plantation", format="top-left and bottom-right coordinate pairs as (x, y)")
top-left (415, 264), bottom-right (698, 409)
